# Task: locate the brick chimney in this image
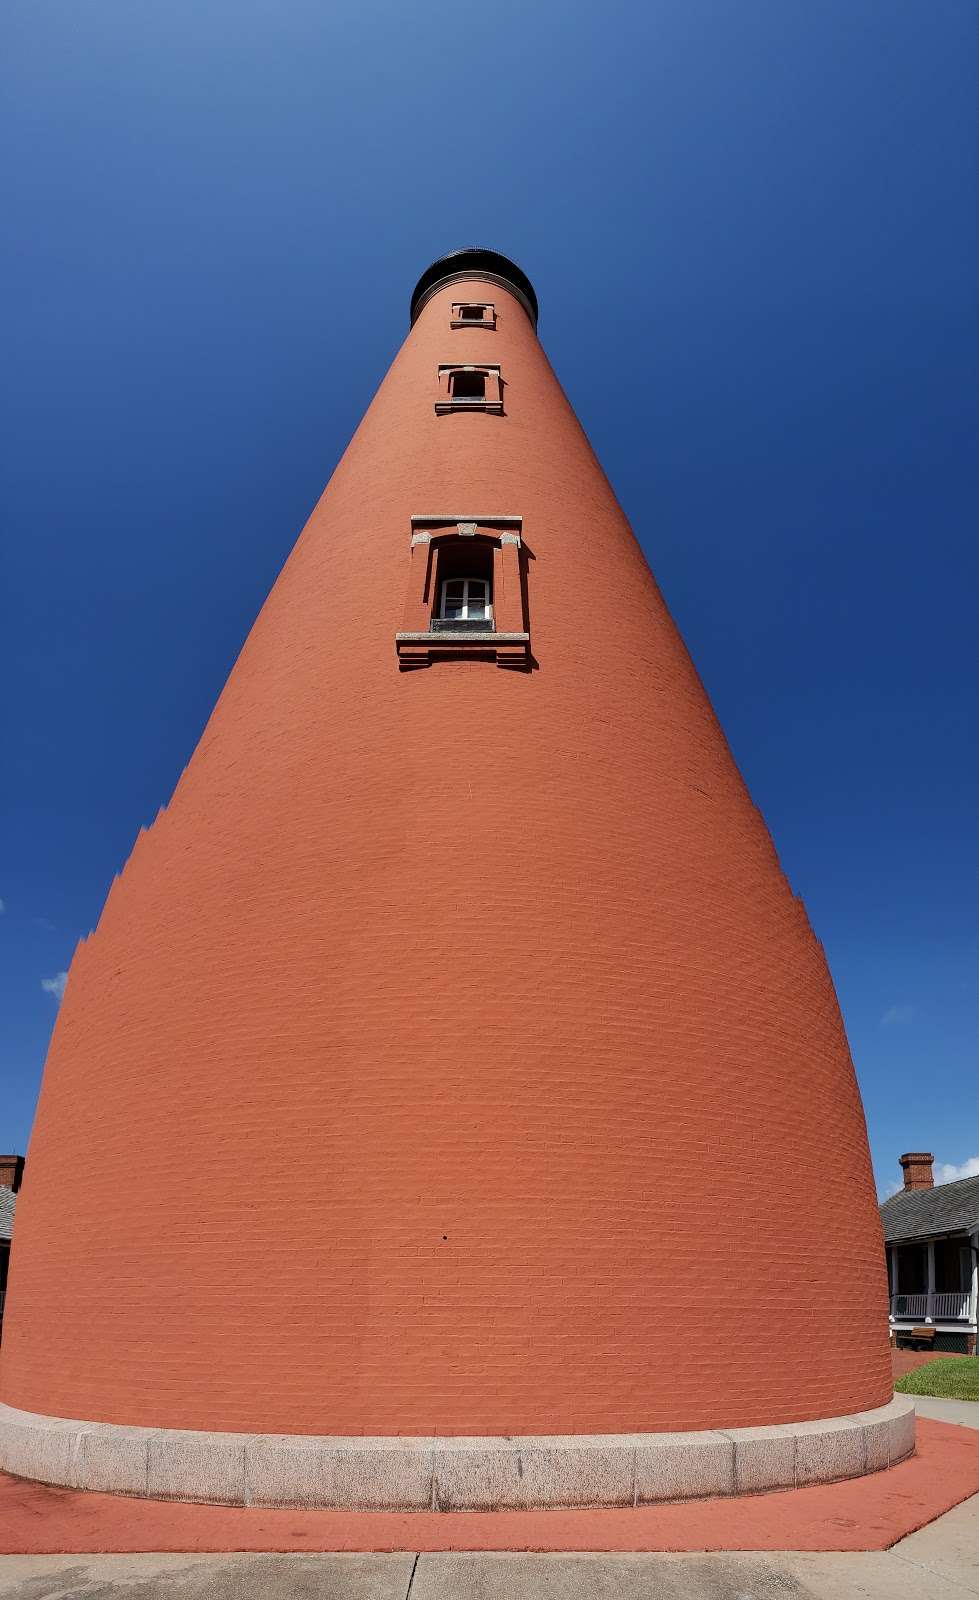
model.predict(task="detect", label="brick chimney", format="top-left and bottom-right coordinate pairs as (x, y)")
top-left (899, 1152), bottom-right (934, 1190)
top-left (0, 1155), bottom-right (24, 1193)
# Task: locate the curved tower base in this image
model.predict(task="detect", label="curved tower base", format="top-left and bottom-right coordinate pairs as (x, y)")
top-left (0, 1399), bottom-right (914, 1508)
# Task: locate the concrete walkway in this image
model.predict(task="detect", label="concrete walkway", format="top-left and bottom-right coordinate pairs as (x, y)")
top-left (0, 1511), bottom-right (978, 1597)
top-left (913, 1394), bottom-right (979, 1430)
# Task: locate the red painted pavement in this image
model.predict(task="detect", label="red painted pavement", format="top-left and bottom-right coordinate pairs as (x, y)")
top-left (0, 1421), bottom-right (975, 1555)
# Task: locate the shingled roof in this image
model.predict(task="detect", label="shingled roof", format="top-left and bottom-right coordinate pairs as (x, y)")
top-left (880, 1173), bottom-right (979, 1243)
top-left (0, 1186), bottom-right (15, 1244)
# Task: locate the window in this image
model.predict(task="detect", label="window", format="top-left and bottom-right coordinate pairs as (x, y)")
top-left (435, 365), bottom-right (503, 414)
top-left (451, 302), bottom-right (496, 329)
top-left (395, 515), bottom-right (529, 668)
top-left (450, 369), bottom-right (486, 401)
top-left (440, 578), bottom-right (491, 623)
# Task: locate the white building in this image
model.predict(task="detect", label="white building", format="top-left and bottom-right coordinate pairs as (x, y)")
top-left (880, 1152), bottom-right (978, 1354)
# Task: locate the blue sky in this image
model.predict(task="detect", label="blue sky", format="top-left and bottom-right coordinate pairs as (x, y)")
top-left (2, 0), bottom-right (977, 1194)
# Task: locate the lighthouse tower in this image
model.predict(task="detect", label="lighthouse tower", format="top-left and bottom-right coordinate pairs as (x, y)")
top-left (0, 251), bottom-right (908, 1508)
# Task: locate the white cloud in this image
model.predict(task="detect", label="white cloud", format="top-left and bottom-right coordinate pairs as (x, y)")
top-left (41, 971), bottom-right (68, 1002)
top-left (881, 1004), bottom-right (915, 1027)
top-left (936, 1156), bottom-right (979, 1184)
top-left (0, 897), bottom-right (5, 913)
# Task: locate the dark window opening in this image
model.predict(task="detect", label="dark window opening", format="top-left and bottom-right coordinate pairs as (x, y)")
top-left (450, 370), bottom-right (486, 400)
top-left (431, 539), bottom-right (494, 632)
top-left (895, 1245), bottom-right (927, 1296)
top-left (459, 305), bottom-right (484, 321)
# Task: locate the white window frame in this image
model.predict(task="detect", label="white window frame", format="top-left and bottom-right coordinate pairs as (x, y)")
top-left (440, 577), bottom-right (492, 623)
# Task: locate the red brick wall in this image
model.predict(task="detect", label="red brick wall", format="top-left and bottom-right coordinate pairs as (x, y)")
top-left (0, 278), bottom-right (892, 1435)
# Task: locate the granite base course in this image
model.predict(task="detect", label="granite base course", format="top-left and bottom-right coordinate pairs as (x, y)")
top-left (0, 1398), bottom-right (914, 1510)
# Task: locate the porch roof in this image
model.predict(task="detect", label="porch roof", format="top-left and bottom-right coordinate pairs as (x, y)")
top-left (880, 1172), bottom-right (979, 1243)
top-left (0, 1187), bottom-right (14, 1243)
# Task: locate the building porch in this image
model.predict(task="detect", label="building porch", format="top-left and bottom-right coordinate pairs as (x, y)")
top-left (887, 1235), bottom-right (978, 1352)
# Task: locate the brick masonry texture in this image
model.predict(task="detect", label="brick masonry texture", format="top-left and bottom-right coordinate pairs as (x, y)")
top-left (0, 278), bottom-right (893, 1437)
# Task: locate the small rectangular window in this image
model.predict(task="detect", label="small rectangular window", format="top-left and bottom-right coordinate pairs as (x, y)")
top-left (451, 302), bottom-right (496, 329)
top-left (435, 364), bottom-right (503, 414)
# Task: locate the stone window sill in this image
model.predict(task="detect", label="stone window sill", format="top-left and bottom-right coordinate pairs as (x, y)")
top-left (395, 630), bottom-right (529, 670)
top-left (434, 401), bottom-right (504, 416)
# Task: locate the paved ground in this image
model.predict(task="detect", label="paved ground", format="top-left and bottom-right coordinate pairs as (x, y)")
top-left (0, 1506), bottom-right (977, 1599)
top-left (914, 1394), bottom-right (979, 1429)
top-left (2, 1419), bottom-right (977, 1555)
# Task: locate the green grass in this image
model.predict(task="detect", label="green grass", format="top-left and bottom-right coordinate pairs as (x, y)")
top-left (895, 1356), bottom-right (979, 1401)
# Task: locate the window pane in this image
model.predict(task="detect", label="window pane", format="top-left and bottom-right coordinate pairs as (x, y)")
top-left (444, 601), bottom-right (463, 619)
top-left (445, 581), bottom-right (464, 597)
top-left (468, 596), bottom-right (485, 619)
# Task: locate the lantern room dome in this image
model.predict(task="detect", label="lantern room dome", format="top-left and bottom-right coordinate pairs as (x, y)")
top-left (410, 247), bottom-right (538, 328)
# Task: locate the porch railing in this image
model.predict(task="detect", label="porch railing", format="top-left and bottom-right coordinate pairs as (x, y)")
top-left (891, 1291), bottom-right (971, 1321)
